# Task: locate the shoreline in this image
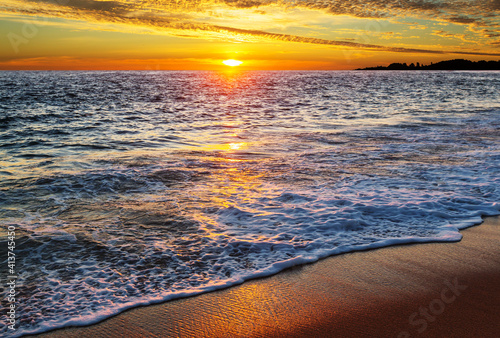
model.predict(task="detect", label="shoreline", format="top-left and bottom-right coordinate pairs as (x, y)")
top-left (32, 216), bottom-right (500, 337)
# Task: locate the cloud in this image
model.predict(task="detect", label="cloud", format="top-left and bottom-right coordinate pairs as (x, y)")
top-left (33, 0), bottom-right (128, 13)
top-left (1, 0), bottom-right (499, 55)
top-left (432, 29), bottom-right (478, 43)
top-left (206, 24), bottom-right (500, 56)
top-left (446, 15), bottom-right (481, 24)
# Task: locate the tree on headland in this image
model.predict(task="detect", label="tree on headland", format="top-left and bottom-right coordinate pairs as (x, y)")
top-left (357, 59), bottom-right (500, 70)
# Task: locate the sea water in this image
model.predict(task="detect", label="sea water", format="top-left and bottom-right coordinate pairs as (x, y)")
top-left (0, 71), bottom-right (499, 336)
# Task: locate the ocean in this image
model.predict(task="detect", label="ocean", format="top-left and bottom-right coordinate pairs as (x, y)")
top-left (0, 70), bottom-right (499, 336)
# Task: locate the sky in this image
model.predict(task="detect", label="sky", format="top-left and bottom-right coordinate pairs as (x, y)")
top-left (0, 0), bottom-right (499, 70)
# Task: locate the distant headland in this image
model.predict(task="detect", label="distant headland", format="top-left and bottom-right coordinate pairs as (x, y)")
top-left (357, 59), bottom-right (500, 71)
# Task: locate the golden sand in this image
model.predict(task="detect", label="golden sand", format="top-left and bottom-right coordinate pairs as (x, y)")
top-left (34, 216), bottom-right (500, 337)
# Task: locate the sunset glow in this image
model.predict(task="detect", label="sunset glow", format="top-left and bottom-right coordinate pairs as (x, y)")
top-left (0, 1), bottom-right (498, 69)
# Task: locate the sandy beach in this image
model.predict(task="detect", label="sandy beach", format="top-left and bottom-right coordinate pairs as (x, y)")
top-left (32, 216), bottom-right (500, 338)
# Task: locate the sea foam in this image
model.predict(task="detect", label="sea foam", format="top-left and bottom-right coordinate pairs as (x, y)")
top-left (0, 70), bottom-right (499, 336)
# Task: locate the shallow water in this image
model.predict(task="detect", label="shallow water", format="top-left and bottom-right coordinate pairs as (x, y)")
top-left (0, 71), bottom-right (499, 336)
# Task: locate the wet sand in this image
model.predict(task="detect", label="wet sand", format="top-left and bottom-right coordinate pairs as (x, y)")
top-left (35, 216), bottom-right (500, 337)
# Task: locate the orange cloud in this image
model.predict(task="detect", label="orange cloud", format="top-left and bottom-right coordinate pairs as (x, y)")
top-left (1, 0), bottom-right (499, 56)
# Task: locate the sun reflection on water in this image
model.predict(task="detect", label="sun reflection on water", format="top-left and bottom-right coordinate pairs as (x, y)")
top-left (228, 142), bottom-right (246, 151)
top-left (180, 137), bottom-right (278, 244)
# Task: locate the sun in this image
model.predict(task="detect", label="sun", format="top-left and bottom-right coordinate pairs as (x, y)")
top-left (222, 59), bottom-right (243, 67)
